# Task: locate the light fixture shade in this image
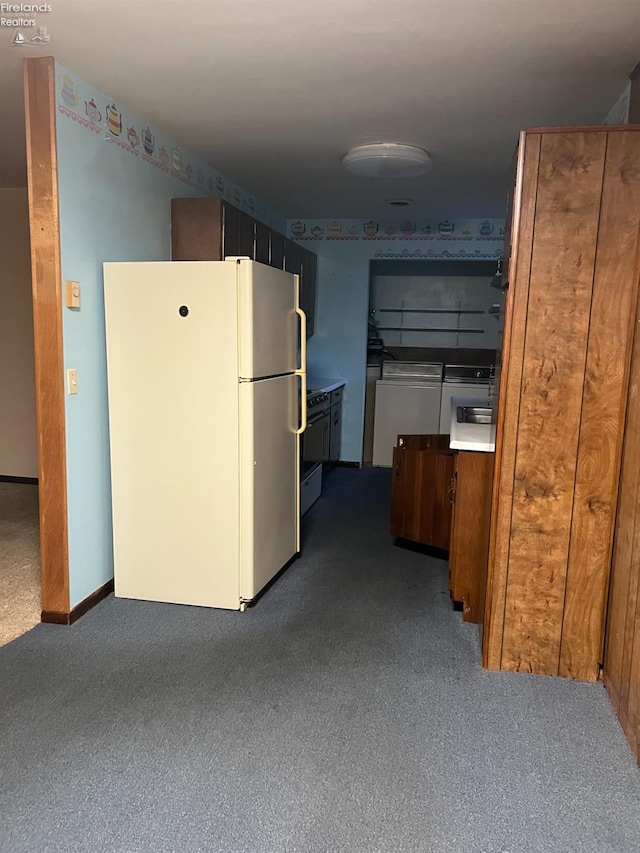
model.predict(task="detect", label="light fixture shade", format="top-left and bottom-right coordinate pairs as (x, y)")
top-left (342, 143), bottom-right (432, 178)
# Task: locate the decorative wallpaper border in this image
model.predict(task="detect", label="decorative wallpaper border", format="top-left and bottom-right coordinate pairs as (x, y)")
top-left (55, 64), bottom-right (286, 232)
top-left (287, 217), bottom-right (505, 260)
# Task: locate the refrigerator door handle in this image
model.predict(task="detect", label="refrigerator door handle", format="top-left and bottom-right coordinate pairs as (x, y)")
top-left (294, 274), bottom-right (307, 435)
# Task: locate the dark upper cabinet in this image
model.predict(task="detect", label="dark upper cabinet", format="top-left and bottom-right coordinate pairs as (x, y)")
top-left (300, 248), bottom-right (317, 338)
top-left (222, 203), bottom-right (254, 259)
top-left (270, 231), bottom-right (285, 269)
top-left (283, 238), bottom-right (302, 276)
top-left (171, 199), bottom-right (316, 338)
top-left (254, 221), bottom-right (271, 265)
top-left (285, 240), bottom-right (316, 338)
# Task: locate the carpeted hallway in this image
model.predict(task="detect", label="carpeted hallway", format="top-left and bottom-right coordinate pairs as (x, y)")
top-left (0, 468), bottom-right (639, 853)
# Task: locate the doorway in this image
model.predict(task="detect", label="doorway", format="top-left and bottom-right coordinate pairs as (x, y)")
top-left (0, 187), bottom-right (40, 646)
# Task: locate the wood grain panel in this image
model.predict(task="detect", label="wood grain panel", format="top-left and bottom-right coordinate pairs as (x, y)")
top-left (618, 429), bottom-right (640, 728)
top-left (501, 131), bottom-right (607, 675)
top-left (603, 200), bottom-right (640, 760)
top-left (604, 329), bottom-right (640, 709)
top-left (483, 133), bottom-right (540, 668)
top-left (389, 435), bottom-right (452, 546)
top-left (171, 197), bottom-right (223, 260)
top-left (560, 132), bottom-right (640, 681)
top-left (604, 446), bottom-right (639, 722)
top-left (428, 451), bottom-right (454, 551)
top-left (23, 57), bottom-right (70, 615)
top-left (627, 594), bottom-right (640, 759)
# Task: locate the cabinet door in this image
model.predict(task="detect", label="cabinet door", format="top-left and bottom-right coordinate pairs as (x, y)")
top-left (390, 443), bottom-right (410, 539)
top-left (171, 197), bottom-right (223, 260)
top-left (329, 404), bottom-right (341, 464)
top-left (270, 231), bottom-right (285, 269)
top-left (300, 248), bottom-right (317, 337)
top-left (388, 435), bottom-right (453, 548)
top-left (450, 451), bottom-right (495, 623)
top-left (421, 450), bottom-right (455, 551)
top-left (284, 238), bottom-right (302, 277)
top-left (254, 220), bottom-right (271, 265)
top-left (222, 203), bottom-right (255, 259)
top-left (322, 413), bottom-right (331, 462)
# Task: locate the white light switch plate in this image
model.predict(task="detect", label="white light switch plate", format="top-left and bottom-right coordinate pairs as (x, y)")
top-left (65, 280), bottom-right (81, 309)
top-left (67, 369), bottom-right (78, 395)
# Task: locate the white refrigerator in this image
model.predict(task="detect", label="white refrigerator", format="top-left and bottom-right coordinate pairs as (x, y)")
top-left (103, 259), bottom-right (307, 610)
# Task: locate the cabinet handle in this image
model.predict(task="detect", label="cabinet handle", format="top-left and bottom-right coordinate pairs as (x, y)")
top-left (395, 458), bottom-right (402, 479)
top-left (447, 476), bottom-right (456, 504)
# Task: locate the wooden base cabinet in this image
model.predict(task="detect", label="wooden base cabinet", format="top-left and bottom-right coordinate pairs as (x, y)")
top-left (389, 435), bottom-right (453, 550)
top-left (484, 126), bottom-right (640, 682)
top-left (449, 451), bottom-right (494, 624)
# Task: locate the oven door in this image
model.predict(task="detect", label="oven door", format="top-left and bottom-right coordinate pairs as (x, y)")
top-left (302, 411), bottom-right (330, 479)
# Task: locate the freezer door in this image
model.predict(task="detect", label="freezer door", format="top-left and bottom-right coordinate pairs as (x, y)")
top-left (239, 374), bottom-right (299, 601)
top-left (236, 259), bottom-right (298, 379)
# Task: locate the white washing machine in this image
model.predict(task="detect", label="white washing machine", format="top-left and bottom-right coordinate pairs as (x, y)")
top-left (372, 362), bottom-right (443, 467)
top-left (439, 364), bottom-right (493, 434)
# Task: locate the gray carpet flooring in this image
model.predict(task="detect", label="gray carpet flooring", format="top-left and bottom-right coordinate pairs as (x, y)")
top-left (0, 468), bottom-right (639, 853)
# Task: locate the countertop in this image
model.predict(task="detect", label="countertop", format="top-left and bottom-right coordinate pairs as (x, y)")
top-left (308, 377), bottom-right (345, 394)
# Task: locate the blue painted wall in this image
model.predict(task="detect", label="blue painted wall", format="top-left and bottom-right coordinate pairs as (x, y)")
top-left (291, 218), bottom-right (504, 463)
top-left (55, 61), bottom-right (284, 607)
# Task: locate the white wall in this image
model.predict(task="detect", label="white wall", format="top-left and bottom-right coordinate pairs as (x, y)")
top-left (0, 188), bottom-right (37, 478)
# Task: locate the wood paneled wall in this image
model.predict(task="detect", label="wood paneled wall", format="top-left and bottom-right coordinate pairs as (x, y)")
top-left (604, 240), bottom-right (640, 763)
top-left (484, 127), bottom-right (640, 682)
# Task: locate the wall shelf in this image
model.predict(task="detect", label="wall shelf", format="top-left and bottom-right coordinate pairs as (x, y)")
top-left (376, 326), bottom-right (485, 334)
top-left (376, 308), bottom-right (485, 314)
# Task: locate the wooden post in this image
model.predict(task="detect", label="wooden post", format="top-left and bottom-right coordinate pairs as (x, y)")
top-left (23, 56), bottom-right (71, 620)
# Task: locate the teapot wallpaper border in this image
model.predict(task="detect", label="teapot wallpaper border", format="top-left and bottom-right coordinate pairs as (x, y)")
top-left (56, 65), bottom-right (286, 233)
top-left (288, 218), bottom-right (505, 260)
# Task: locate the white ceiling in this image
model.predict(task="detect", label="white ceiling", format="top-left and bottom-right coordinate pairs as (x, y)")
top-left (1, 0), bottom-right (639, 219)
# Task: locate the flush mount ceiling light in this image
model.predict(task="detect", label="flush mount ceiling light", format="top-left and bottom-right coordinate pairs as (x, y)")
top-left (386, 198), bottom-right (414, 207)
top-left (342, 143), bottom-right (432, 178)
